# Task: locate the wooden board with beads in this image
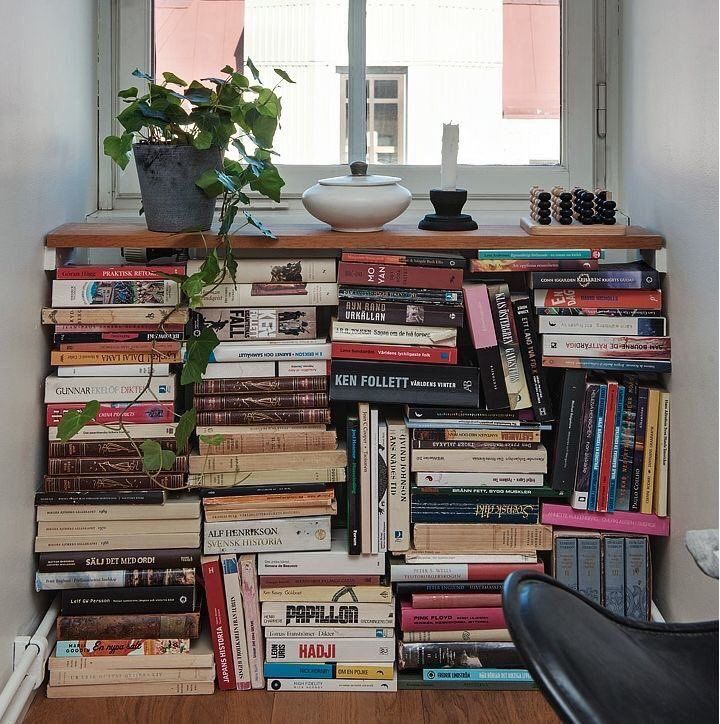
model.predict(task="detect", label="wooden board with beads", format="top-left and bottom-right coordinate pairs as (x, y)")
top-left (520, 217), bottom-right (628, 235)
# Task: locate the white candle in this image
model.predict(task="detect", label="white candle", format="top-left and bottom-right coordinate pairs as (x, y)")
top-left (440, 123), bottom-right (459, 191)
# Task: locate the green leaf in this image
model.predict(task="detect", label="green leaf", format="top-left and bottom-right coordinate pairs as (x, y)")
top-left (199, 251), bottom-right (221, 284)
top-left (193, 129), bottom-right (213, 150)
top-left (200, 434), bottom-right (225, 446)
top-left (140, 439), bottom-right (177, 472)
top-left (117, 86), bottom-right (139, 99)
top-left (225, 252), bottom-right (238, 285)
top-left (57, 401), bottom-right (100, 442)
top-left (231, 73), bottom-right (249, 89)
top-left (162, 71), bottom-right (187, 87)
top-left (221, 65), bottom-right (235, 74)
top-left (249, 164), bottom-right (285, 203)
top-left (181, 328), bottom-right (220, 385)
top-left (244, 211), bottom-right (277, 239)
top-left (137, 101), bottom-right (169, 122)
top-left (132, 68), bottom-right (153, 81)
top-left (251, 114), bottom-right (278, 148)
top-left (218, 204), bottom-right (238, 237)
top-left (117, 100), bottom-right (144, 132)
top-left (246, 57), bottom-right (262, 82)
top-left (195, 168), bottom-right (223, 198)
top-left (181, 272), bottom-right (207, 300)
top-left (184, 83), bottom-right (213, 105)
top-left (175, 408), bottom-right (196, 454)
top-left (274, 68), bottom-right (295, 84)
top-left (103, 133), bottom-right (134, 170)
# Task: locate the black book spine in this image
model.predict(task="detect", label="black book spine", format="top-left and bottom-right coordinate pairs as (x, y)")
top-left (404, 407), bottom-right (516, 422)
top-left (329, 361), bottom-right (480, 408)
top-left (410, 501), bottom-right (539, 525)
top-left (60, 585), bottom-right (196, 615)
top-left (549, 370), bottom-right (588, 491)
top-left (629, 387), bottom-right (650, 512)
top-left (615, 376), bottom-right (639, 511)
top-left (37, 548), bottom-right (201, 573)
top-left (346, 416), bottom-right (361, 555)
top-left (475, 345), bottom-right (509, 411)
top-left (512, 298), bottom-right (553, 422)
top-left (337, 300), bottom-right (464, 328)
top-left (398, 642), bottom-right (522, 671)
top-left (412, 485), bottom-right (567, 498)
top-left (338, 286), bottom-right (463, 306)
top-left (35, 490), bottom-right (165, 506)
top-left (200, 484), bottom-right (326, 497)
top-left (571, 382), bottom-right (602, 507)
top-left (530, 267), bottom-right (659, 289)
top-left (394, 582), bottom-right (504, 596)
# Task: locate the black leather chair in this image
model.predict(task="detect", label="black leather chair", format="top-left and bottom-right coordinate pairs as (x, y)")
top-left (503, 571), bottom-right (718, 724)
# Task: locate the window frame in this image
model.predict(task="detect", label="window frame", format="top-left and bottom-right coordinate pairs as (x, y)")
top-left (99, 0), bottom-right (614, 210)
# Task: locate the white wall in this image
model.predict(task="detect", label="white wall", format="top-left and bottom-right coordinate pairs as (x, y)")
top-left (0, 0), bottom-right (97, 683)
top-left (620, 0), bottom-right (718, 620)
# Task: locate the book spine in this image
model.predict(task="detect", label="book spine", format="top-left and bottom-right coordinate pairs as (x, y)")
top-left (640, 389), bottom-right (661, 514)
top-left (198, 431), bottom-right (336, 456)
top-left (54, 331), bottom-right (184, 343)
top-left (487, 284), bottom-right (531, 410)
top-left (477, 249), bottom-right (602, 260)
top-left (389, 562), bottom-right (544, 582)
top-left (46, 456), bottom-right (186, 475)
top-left (410, 448), bottom-right (547, 474)
top-left (43, 474), bottom-right (185, 492)
top-left (220, 555), bottom-right (251, 690)
top-left (205, 342), bottom-right (331, 363)
top-left (60, 585), bottom-right (195, 615)
top-left (596, 382), bottom-right (620, 512)
top-left (196, 409), bottom-right (331, 426)
top-left (602, 537), bottom-right (625, 616)
top-left (471, 259), bottom-right (599, 272)
top-left (653, 392), bottom-right (671, 516)
top-left (587, 385), bottom-right (608, 511)
top-left (576, 537), bottom-right (601, 604)
top-left (388, 418), bottom-right (410, 553)
top-left (537, 316), bottom-right (666, 336)
top-left (411, 593), bottom-right (502, 608)
top-left (203, 516), bottom-right (332, 554)
top-left (259, 575), bottom-right (381, 588)
top-left (370, 409), bottom-right (379, 555)
top-left (377, 419), bottom-right (389, 554)
top-left (56, 612), bottom-right (200, 639)
top-left (186, 257), bottom-right (337, 283)
top-left (331, 342), bottom-right (457, 365)
top-left (412, 523), bottom-right (553, 553)
top-left (553, 537), bottom-right (578, 589)
top-left (264, 638), bottom-right (395, 663)
top-left (395, 582), bottom-right (504, 596)
top-left (358, 403), bottom-right (372, 554)
top-left (339, 286), bottom-right (463, 305)
top-left (199, 283), bottom-right (338, 308)
top-left (332, 321), bottom-right (456, 347)
top-left (239, 554), bottom-right (266, 689)
top-left (337, 262), bottom-right (463, 290)
top-left (346, 416), bottom-right (361, 555)
top-left (624, 537), bottom-right (650, 620)
top-left (56, 364), bottom-right (171, 378)
top-left (262, 604), bottom-right (395, 628)
top-left (542, 356), bottom-right (672, 374)
top-left (51, 280), bottom-right (180, 307)
top-left (413, 429), bottom-right (540, 443)
top-left (202, 361), bottom-right (277, 379)
top-left (615, 376), bottom-right (639, 511)
top-left (531, 268), bottom-right (659, 289)
top-left (630, 387), bottom-right (650, 512)
top-left (265, 678), bottom-right (397, 692)
top-left (55, 265), bottom-right (186, 280)
top-left (47, 440), bottom-right (176, 458)
top-left (53, 638), bottom-right (190, 657)
top-left (330, 361), bottom-right (480, 408)
top-left (36, 569), bottom-right (194, 591)
top-left (341, 251), bottom-right (466, 268)
top-left (337, 300), bottom-right (464, 327)
top-left (189, 307), bottom-right (317, 341)
top-left (200, 556), bottom-right (236, 690)
top-left (422, 668), bottom-right (533, 682)
top-left (44, 375), bottom-right (175, 403)
top-left (42, 308), bottom-right (188, 325)
top-left (38, 549), bottom-right (199, 573)
top-left (536, 307), bottom-right (662, 317)
top-left (570, 382), bottom-right (601, 510)
top-left (533, 289), bottom-right (662, 310)
top-left (511, 298), bottom-right (553, 421)
top-left (45, 402), bottom-right (174, 426)
top-left (540, 503), bottom-right (671, 536)
top-left (194, 376), bottom-right (326, 395)
top-left (259, 585), bottom-right (391, 603)
top-left (276, 360), bottom-right (330, 377)
top-left (397, 642), bottom-right (522, 670)
top-left (194, 392), bottom-right (328, 411)
top-left (412, 440), bottom-right (536, 451)
top-left (48, 423), bottom-right (178, 442)
top-left (256, 552), bottom-right (384, 577)
top-left (415, 485), bottom-right (560, 498)
top-left (542, 335), bottom-right (671, 359)
top-left (35, 490), bottom-right (165, 506)
top-left (58, 341), bottom-right (180, 353)
top-left (410, 501), bottom-right (539, 525)
top-left (607, 385), bottom-right (626, 511)
top-left (264, 662), bottom-right (334, 678)
top-left (264, 627), bottom-right (393, 640)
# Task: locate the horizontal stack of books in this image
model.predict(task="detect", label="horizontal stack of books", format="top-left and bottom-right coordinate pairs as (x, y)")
top-left (40, 263), bottom-right (207, 698)
top-left (258, 536), bottom-right (395, 691)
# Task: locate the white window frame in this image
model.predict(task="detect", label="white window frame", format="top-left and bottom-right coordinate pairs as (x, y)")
top-left (98, 0), bottom-right (616, 210)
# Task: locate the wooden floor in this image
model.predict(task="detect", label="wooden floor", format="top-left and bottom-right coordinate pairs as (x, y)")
top-left (26, 689), bottom-right (558, 724)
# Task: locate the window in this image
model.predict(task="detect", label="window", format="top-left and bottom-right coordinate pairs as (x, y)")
top-left (101, 0), bottom-right (612, 207)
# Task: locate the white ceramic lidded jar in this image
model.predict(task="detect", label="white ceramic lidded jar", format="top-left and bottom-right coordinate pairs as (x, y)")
top-left (301, 161), bottom-right (412, 232)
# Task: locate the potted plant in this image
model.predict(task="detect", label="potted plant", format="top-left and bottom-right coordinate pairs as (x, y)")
top-left (104, 61), bottom-right (292, 232)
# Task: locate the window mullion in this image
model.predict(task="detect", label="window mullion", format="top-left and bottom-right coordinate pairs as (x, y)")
top-left (347, 0), bottom-right (367, 163)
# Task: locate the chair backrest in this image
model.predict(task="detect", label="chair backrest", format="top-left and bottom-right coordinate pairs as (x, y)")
top-left (503, 570), bottom-right (719, 724)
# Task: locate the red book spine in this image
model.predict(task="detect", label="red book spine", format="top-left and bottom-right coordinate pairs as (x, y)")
top-left (56, 265), bottom-right (186, 280)
top-left (258, 575), bottom-right (380, 587)
top-left (201, 556), bottom-right (237, 691)
top-left (400, 602), bottom-right (506, 631)
top-left (596, 381), bottom-right (619, 512)
top-left (58, 341), bottom-right (180, 353)
top-left (46, 402), bottom-right (174, 426)
top-left (465, 562), bottom-right (544, 580)
top-left (337, 262), bottom-right (463, 290)
top-left (411, 593), bottom-right (502, 608)
top-left (536, 289), bottom-right (662, 311)
top-left (331, 342), bottom-right (457, 365)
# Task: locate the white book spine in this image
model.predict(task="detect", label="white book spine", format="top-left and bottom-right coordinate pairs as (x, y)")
top-left (537, 316), bottom-right (666, 336)
top-left (56, 364), bottom-right (169, 377)
top-left (331, 320), bottom-right (456, 346)
top-left (377, 420), bottom-right (388, 554)
top-left (186, 258), bottom-right (337, 283)
top-left (370, 409), bottom-right (379, 555)
top-left (204, 517), bottom-right (332, 554)
top-left (264, 637), bottom-right (395, 662)
top-left (44, 375), bottom-right (175, 403)
top-left (261, 603), bottom-right (394, 628)
top-left (256, 552), bottom-right (384, 576)
top-left (239, 554), bottom-right (265, 689)
top-left (36, 570), bottom-right (128, 591)
top-left (410, 447), bottom-right (548, 474)
top-left (570, 488), bottom-right (589, 510)
top-left (220, 555), bottom-right (251, 690)
top-left (404, 553), bottom-right (536, 564)
top-left (200, 283), bottom-right (338, 307)
top-left (51, 280), bottom-right (180, 307)
top-left (389, 564), bottom-right (469, 582)
top-left (414, 472), bottom-right (545, 487)
top-left (402, 629), bottom-right (511, 643)
top-left (266, 677), bottom-right (397, 692)
top-left (388, 419), bottom-right (410, 553)
top-left (277, 360), bottom-right (329, 377)
top-left (202, 361), bottom-right (276, 379)
top-left (48, 423), bottom-right (177, 441)
top-left (541, 334), bottom-right (671, 358)
top-left (201, 343), bottom-right (331, 362)
top-left (35, 501), bottom-right (199, 521)
top-left (263, 627), bottom-right (395, 639)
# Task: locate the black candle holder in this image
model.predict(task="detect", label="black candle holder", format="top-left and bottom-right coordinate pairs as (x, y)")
top-left (418, 189), bottom-right (478, 231)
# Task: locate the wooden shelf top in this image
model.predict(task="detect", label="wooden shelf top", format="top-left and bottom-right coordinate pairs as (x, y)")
top-left (46, 222), bottom-right (664, 250)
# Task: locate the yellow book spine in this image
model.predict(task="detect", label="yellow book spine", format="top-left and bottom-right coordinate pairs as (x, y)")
top-left (640, 389), bottom-right (661, 514)
top-left (335, 664), bottom-right (395, 680)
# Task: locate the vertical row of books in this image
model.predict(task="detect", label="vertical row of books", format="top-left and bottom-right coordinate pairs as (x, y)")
top-left (39, 266), bottom-right (209, 698)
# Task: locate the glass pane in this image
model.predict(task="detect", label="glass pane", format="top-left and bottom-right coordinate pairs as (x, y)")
top-left (374, 79), bottom-right (398, 99)
top-left (154, 0), bottom-right (349, 165)
top-left (366, 0), bottom-right (561, 165)
top-left (373, 103), bottom-right (398, 148)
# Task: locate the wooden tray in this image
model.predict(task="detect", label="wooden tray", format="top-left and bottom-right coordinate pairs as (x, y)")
top-left (521, 217), bottom-right (627, 236)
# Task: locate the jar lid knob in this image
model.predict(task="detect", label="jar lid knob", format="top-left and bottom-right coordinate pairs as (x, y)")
top-left (350, 160), bottom-right (368, 176)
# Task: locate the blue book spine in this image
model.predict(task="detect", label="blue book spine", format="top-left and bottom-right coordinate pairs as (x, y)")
top-left (577, 537), bottom-right (602, 604)
top-left (550, 358), bottom-right (672, 374)
top-left (477, 249), bottom-right (602, 260)
top-left (624, 537), bottom-right (649, 620)
top-left (602, 537), bottom-right (625, 616)
top-left (607, 386), bottom-right (626, 511)
top-left (553, 536), bottom-right (579, 590)
top-left (263, 662), bottom-right (334, 679)
top-left (424, 668), bottom-right (534, 682)
top-left (587, 385), bottom-right (607, 511)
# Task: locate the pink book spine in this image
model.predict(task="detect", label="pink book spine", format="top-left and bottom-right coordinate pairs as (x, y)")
top-left (239, 554), bottom-right (265, 690)
top-left (411, 593), bottom-right (503, 609)
top-left (46, 402), bottom-right (174, 426)
top-left (541, 503), bottom-right (670, 536)
top-left (462, 284), bottom-right (498, 349)
top-left (400, 602), bottom-right (506, 631)
top-left (54, 324), bottom-right (185, 333)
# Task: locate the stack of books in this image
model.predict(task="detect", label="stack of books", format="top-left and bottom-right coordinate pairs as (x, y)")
top-left (257, 535), bottom-right (396, 691)
top-left (39, 263), bottom-right (207, 698)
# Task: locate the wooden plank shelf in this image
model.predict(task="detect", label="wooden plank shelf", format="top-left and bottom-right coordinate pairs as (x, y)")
top-left (46, 222), bottom-right (664, 250)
